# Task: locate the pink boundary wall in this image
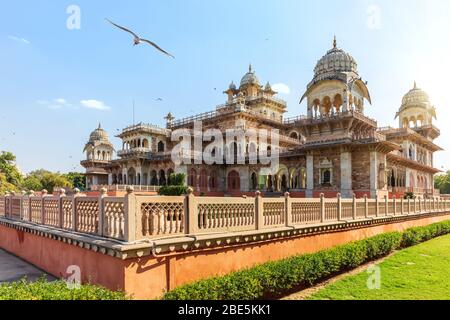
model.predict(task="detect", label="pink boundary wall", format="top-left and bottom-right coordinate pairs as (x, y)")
top-left (1, 213), bottom-right (450, 299)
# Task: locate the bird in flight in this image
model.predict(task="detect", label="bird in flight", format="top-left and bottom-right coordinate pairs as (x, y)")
top-left (105, 19), bottom-right (175, 59)
top-left (156, 98), bottom-right (163, 101)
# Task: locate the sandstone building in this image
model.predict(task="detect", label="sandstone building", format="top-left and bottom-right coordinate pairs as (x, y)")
top-left (81, 39), bottom-right (442, 198)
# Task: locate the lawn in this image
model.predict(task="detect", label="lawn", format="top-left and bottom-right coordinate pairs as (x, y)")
top-left (309, 234), bottom-right (450, 300)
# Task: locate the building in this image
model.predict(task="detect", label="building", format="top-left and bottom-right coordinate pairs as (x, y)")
top-left (81, 39), bottom-right (442, 198)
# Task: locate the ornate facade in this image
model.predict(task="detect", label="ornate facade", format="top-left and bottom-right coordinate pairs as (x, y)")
top-left (81, 39), bottom-right (442, 198)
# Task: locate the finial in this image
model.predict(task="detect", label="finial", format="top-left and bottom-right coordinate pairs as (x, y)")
top-left (333, 35), bottom-right (337, 49)
top-left (413, 81), bottom-right (417, 89)
top-left (98, 122), bottom-right (102, 129)
top-left (249, 63), bottom-right (253, 73)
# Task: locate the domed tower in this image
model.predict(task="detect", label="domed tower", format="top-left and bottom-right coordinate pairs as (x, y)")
top-left (396, 82), bottom-right (438, 134)
top-left (239, 64), bottom-right (261, 98)
top-left (81, 124), bottom-right (115, 189)
top-left (300, 37), bottom-right (371, 118)
top-left (83, 124), bottom-right (114, 161)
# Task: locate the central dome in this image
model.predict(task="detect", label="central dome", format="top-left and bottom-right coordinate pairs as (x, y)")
top-left (401, 82), bottom-right (430, 108)
top-left (89, 123), bottom-right (110, 143)
top-left (313, 38), bottom-right (358, 79)
top-left (240, 64), bottom-right (260, 87)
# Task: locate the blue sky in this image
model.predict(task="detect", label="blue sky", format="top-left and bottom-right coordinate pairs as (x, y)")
top-left (1, 0), bottom-right (450, 173)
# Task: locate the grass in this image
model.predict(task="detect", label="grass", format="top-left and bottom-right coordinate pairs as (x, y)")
top-left (0, 277), bottom-right (130, 300)
top-left (309, 234), bottom-right (450, 300)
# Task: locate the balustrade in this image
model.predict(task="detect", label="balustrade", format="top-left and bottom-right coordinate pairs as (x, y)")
top-left (0, 189), bottom-right (449, 244)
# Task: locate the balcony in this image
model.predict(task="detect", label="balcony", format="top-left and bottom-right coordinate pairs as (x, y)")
top-left (117, 148), bottom-right (151, 158)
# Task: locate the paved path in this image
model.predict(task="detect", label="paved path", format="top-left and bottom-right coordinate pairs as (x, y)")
top-left (0, 249), bottom-right (55, 283)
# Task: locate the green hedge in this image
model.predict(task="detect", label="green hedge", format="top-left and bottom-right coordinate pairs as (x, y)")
top-left (163, 220), bottom-right (450, 300)
top-left (158, 186), bottom-right (188, 196)
top-left (0, 277), bottom-right (129, 300)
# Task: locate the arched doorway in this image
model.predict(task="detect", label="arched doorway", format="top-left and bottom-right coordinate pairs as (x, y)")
top-left (251, 172), bottom-right (258, 190)
top-left (159, 170), bottom-right (166, 186)
top-left (188, 169), bottom-right (197, 188)
top-left (199, 170), bottom-right (208, 191)
top-left (127, 168), bottom-right (136, 185)
top-left (227, 171), bottom-right (240, 192)
top-left (209, 171), bottom-right (218, 191)
top-left (150, 170), bottom-right (158, 186)
top-left (281, 174), bottom-right (288, 191)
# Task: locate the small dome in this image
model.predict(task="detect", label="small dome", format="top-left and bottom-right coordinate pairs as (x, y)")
top-left (313, 37), bottom-right (358, 80)
top-left (265, 82), bottom-right (272, 90)
top-left (89, 123), bottom-right (110, 143)
top-left (229, 81), bottom-right (237, 90)
top-left (240, 64), bottom-right (260, 87)
top-left (401, 82), bottom-right (430, 108)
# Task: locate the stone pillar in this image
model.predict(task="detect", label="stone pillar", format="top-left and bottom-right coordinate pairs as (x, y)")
top-left (369, 151), bottom-right (378, 199)
top-left (306, 154), bottom-right (314, 198)
top-left (108, 173), bottom-right (113, 186)
top-left (340, 151), bottom-right (352, 198)
top-left (405, 168), bottom-right (411, 188)
top-left (136, 167), bottom-right (143, 186)
top-left (342, 91), bottom-right (349, 112)
top-left (307, 102), bottom-right (313, 118)
top-left (92, 175), bottom-right (99, 187)
top-left (122, 167), bottom-right (128, 185)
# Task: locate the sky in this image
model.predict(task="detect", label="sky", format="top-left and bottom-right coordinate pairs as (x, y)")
top-left (1, 0), bottom-right (450, 174)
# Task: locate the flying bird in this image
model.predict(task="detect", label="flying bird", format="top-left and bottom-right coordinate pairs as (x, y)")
top-left (106, 19), bottom-right (175, 59)
top-left (156, 98), bottom-right (163, 101)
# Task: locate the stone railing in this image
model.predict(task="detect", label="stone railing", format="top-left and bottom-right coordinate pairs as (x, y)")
top-left (91, 185), bottom-right (161, 192)
top-left (1, 189), bottom-right (449, 244)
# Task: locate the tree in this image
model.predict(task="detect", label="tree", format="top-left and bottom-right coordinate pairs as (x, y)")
top-left (0, 173), bottom-right (18, 195)
top-left (64, 172), bottom-right (86, 190)
top-left (435, 171), bottom-right (450, 194)
top-left (22, 175), bottom-right (43, 192)
top-left (27, 169), bottom-right (72, 193)
top-left (0, 151), bottom-right (23, 186)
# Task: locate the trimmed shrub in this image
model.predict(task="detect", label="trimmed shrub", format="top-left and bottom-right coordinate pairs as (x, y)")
top-left (159, 173), bottom-right (188, 196)
top-left (168, 173), bottom-right (186, 186)
top-left (158, 186), bottom-right (188, 196)
top-left (163, 221), bottom-right (450, 300)
top-left (0, 277), bottom-right (129, 300)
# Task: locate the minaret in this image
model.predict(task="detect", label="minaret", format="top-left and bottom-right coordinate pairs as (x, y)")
top-left (165, 112), bottom-right (175, 128)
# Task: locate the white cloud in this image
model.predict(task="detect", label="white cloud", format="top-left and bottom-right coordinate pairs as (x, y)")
top-left (37, 98), bottom-right (71, 110)
top-left (55, 98), bottom-right (67, 104)
top-left (80, 99), bottom-right (111, 111)
top-left (272, 83), bottom-right (291, 95)
top-left (8, 35), bottom-right (31, 45)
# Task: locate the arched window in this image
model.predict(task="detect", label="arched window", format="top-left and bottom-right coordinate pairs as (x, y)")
top-left (142, 139), bottom-right (149, 148)
top-left (159, 170), bottom-right (166, 186)
top-left (158, 141), bottom-right (165, 153)
top-left (300, 167), bottom-right (307, 189)
top-left (267, 175), bottom-right (273, 191)
top-left (150, 170), bottom-right (158, 186)
top-left (321, 169), bottom-right (331, 185)
top-left (227, 171), bottom-right (240, 192)
top-left (322, 96), bottom-right (332, 115)
top-left (188, 169), bottom-right (197, 188)
top-left (289, 132), bottom-right (299, 140)
top-left (333, 94), bottom-right (343, 113)
top-left (209, 171), bottom-right (218, 191)
top-left (199, 170), bottom-right (208, 191)
top-left (251, 172), bottom-right (258, 190)
top-left (167, 169), bottom-right (174, 185)
top-left (281, 175), bottom-right (288, 191)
